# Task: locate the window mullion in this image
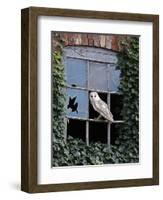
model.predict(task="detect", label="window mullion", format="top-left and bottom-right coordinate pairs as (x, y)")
top-left (86, 122), bottom-right (89, 146)
top-left (107, 64), bottom-right (111, 147)
top-left (107, 123), bottom-right (111, 147)
top-left (86, 60), bottom-right (90, 146)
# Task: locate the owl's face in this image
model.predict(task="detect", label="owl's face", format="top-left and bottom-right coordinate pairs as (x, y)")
top-left (90, 92), bottom-right (100, 101)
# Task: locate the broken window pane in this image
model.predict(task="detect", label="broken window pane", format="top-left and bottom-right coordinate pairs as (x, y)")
top-left (65, 57), bottom-right (87, 87)
top-left (110, 94), bottom-right (123, 120)
top-left (67, 119), bottom-right (86, 142)
top-left (89, 121), bottom-right (107, 143)
top-left (67, 88), bottom-right (88, 118)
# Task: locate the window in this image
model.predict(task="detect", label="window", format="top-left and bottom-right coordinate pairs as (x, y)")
top-left (64, 46), bottom-right (123, 146)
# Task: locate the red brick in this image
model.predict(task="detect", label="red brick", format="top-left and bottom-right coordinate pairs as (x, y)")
top-left (111, 36), bottom-right (119, 51)
top-left (93, 35), bottom-right (100, 47)
top-left (73, 34), bottom-right (82, 45)
top-left (81, 34), bottom-right (88, 46)
top-left (105, 35), bottom-right (112, 49)
top-left (67, 33), bottom-right (75, 45)
top-left (54, 33), bottom-right (122, 51)
top-left (99, 35), bottom-right (106, 48)
top-left (88, 34), bottom-right (94, 46)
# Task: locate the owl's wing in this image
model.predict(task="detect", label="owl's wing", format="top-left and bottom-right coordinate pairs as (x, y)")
top-left (96, 100), bottom-right (114, 122)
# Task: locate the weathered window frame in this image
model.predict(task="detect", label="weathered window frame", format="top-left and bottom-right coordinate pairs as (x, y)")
top-left (64, 46), bottom-right (124, 146)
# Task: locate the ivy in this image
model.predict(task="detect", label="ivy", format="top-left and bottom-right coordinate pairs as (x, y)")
top-left (115, 36), bottom-right (139, 162)
top-left (52, 34), bottom-right (139, 166)
top-left (52, 33), bottom-right (66, 141)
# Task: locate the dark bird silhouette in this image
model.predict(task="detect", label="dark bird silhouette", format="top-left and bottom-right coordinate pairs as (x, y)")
top-left (67, 96), bottom-right (78, 113)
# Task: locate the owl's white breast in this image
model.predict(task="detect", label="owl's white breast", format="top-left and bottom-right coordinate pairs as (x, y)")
top-left (90, 98), bottom-right (97, 111)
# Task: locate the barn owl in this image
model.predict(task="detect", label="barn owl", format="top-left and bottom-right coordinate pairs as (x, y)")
top-left (90, 92), bottom-right (114, 122)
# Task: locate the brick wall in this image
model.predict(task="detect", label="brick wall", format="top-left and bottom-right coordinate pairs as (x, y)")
top-left (52, 32), bottom-right (126, 52)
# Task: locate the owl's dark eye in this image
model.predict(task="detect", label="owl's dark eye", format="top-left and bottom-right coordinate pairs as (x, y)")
top-left (94, 95), bottom-right (96, 97)
top-left (91, 95), bottom-right (93, 98)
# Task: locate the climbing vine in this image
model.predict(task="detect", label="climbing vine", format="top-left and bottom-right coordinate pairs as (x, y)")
top-left (52, 33), bottom-right (139, 166)
top-left (52, 33), bottom-right (66, 141)
top-left (115, 36), bottom-right (139, 163)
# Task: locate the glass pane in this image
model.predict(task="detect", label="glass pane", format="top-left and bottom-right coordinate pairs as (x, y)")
top-left (108, 65), bottom-right (120, 91)
top-left (89, 62), bottom-right (107, 91)
top-left (65, 57), bottom-right (87, 87)
top-left (66, 88), bottom-right (88, 118)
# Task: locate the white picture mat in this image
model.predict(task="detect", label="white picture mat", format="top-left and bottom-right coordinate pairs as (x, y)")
top-left (37, 16), bottom-right (153, 184)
